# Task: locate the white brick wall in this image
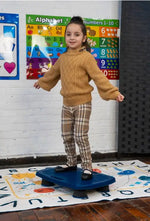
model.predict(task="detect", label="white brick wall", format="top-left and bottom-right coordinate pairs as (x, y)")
top-left (0, 0), bottom-right (121, 159)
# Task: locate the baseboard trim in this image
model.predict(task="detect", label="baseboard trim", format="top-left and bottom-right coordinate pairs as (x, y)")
top-left (0, 152), bottom-right (150, 168)
top-left (0, 152), bottom-right (117, 168)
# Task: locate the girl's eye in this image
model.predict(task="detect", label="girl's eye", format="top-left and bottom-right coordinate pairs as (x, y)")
top-left (66, 33), bottom-right (81, 37)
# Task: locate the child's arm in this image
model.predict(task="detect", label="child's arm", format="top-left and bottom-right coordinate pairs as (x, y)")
top-left (85, 53), bottom-right (124, 101)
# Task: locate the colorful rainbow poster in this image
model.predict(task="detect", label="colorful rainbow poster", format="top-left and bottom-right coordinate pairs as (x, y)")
top-left (0, 13), bottom-right (19, 80)
top-left (26, 15), bottom-right (119, 80)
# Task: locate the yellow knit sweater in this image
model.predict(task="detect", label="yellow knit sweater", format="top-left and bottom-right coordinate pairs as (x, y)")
top-left (38, 47), bottom-right (120, 106)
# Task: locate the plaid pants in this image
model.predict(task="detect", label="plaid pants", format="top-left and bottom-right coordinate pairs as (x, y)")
top-left (61, 102), bottom-right (92, 171)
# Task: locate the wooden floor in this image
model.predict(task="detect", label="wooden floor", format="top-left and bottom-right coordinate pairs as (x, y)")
top-left (0, 158), bottom-right (150, 221)
top-left (0, 198), bottom-right (150, 221)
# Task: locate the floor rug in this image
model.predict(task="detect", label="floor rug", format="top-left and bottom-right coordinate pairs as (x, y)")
top-left (0, 160), bottom-right (150, 213)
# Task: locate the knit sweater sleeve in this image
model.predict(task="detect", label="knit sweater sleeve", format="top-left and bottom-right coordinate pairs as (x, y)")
top-left (38, 58), bottom-right (60, 91)
top-left (85, 53), bottom-right (120, 100)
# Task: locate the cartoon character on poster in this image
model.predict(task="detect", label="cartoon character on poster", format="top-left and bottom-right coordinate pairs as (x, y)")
top-left (0, 13), bottom-right (19, 80)
top-left (26, 35), bottom-right (52, 79)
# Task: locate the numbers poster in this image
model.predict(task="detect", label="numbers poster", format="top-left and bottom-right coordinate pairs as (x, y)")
top-left (26, 15), bottom-right (119, 80)
top-left (0, 13), bottom-right (19, 80)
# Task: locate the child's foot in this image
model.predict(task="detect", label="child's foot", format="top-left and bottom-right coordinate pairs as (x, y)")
top-left (55, 164), bottom-right (77, 172)
top-left (81, 169), bottom-right (93, 180)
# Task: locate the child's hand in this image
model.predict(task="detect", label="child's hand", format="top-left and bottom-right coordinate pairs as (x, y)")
top-left (116, 93), bottom-right (124, 102)
top-left (34, 81), bottom-right (40, 89)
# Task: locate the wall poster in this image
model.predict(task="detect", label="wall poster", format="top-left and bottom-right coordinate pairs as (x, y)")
top-left (26, 15), bottom-right (119, 80)
top-left (0, 13), bottom-right (19, 80)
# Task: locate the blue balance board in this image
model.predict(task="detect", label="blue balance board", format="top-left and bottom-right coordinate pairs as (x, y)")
top-left (36, 167), bottom-right (115, 190)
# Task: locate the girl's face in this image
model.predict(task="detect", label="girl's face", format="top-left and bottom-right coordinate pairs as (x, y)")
top-left (65, 23), bottom-right (86, 50)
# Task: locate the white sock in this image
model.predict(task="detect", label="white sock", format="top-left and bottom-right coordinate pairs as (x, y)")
top-left (83, 169), bottom-right (92, 174)
top-left (60, 165), bottom-right (69, 168)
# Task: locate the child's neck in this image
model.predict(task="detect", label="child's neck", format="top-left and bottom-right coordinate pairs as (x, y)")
top-left (68, 46), bottom-right (85, 52)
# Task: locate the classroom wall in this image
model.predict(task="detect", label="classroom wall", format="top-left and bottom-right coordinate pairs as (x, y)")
top-left (0, 0), bottom-right (121, 159)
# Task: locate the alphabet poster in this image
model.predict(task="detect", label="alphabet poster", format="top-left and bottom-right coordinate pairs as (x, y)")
top-left (0, 13), bottom-right (19, 80)
top-left (0, 160), bottom-right (150, 213)
top-left (26, 15), bottom-right (119, 80)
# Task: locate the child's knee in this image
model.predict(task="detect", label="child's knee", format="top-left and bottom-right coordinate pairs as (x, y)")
top-left (74, 134), bottom-right (88, 146)
top-left (62, 134), bottom-right (74, 143)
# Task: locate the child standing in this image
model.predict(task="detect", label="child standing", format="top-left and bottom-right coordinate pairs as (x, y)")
top-left (34, 16), bottom-right (124, 180)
